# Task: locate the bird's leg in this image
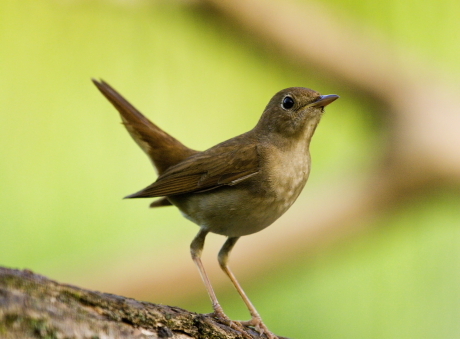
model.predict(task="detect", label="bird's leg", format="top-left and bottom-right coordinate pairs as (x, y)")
top-left (190, 229), bottom-right (228, 321)
top-left (191, 230), bottom-right (253, 339)
top-left (218, 237), bottom-right (278, 339)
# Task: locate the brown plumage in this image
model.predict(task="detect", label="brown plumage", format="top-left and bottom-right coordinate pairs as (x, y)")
top-left (126, 137), bottom-right (259, 198)
top-left (93, 79), bottom-right (338, 339)
top-left (93, 80), bottom-right (196, 175)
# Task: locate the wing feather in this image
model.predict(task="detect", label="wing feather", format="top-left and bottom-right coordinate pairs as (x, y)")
top-left (126, 138), bottom-right (259, 198)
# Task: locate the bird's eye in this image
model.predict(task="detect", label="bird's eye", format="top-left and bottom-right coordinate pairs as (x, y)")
top-left (281, 96), bottom-right (295, 110)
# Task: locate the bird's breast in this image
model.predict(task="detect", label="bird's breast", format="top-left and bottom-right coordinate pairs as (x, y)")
top-left (170, 143), bottom-right (311, 237)
top-left (261, 143), bottom-right (311, 215)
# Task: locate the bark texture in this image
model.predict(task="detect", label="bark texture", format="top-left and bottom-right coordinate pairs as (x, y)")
top-left (0, 267), bottom-right (288, 339)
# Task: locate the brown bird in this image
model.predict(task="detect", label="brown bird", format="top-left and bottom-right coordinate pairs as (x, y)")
top-left (93, 79), bottom-right (338, 339)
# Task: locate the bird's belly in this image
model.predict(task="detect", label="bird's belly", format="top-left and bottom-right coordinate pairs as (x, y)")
top-left (169, 167), bottom-right (309, 237)
top-left (169, 190), bottom-right (282, 237)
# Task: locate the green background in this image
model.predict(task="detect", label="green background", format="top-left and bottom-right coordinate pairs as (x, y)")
top-left (1, 1), bottom-right (459, 338)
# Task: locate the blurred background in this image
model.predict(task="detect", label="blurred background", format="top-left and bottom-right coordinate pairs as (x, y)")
top-left (1, 0), bottom-right (459, 338)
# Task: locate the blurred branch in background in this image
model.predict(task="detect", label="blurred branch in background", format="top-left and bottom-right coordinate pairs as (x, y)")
top-left (96, 0), bottom-right (460, 302)
top-left (199, 0), bottom-right (460, 184)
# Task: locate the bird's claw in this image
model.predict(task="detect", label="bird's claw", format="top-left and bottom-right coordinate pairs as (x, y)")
top-left (207, 311), bottom-right (253, 339)
top-left (207, 307), bottom-right (277, 338)
top-left (206, 310), bottom-right (232, 327)
top-left (241, 316), bottom-right (278, 339)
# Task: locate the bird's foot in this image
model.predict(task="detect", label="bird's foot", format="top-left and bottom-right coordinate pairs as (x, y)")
top-left (206, 308), bottom-right (232, 327)
top-left (241, 316), bottom-right (278, 339)
top-left (207, 309), bottom-right (253, 339)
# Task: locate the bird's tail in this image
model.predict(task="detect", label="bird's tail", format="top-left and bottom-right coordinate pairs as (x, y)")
top-left (92, 79), bottom-right (197, 175)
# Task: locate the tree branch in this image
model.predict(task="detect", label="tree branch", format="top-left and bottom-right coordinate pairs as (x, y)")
top-left (0, 267), bottom-right (288, 339)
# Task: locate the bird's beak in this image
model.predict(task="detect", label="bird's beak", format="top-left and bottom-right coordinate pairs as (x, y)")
top-left (309, 94), bottom-right (339, 108)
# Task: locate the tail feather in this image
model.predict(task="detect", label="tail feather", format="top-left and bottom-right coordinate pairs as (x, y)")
top-left (93, 79), bottom-right (197, 175)
top-left (149, 197), bottom-right (173, 208)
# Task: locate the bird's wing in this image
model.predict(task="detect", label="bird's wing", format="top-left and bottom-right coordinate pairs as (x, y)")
top-left (93, 79), bottom-right (198, 174)
top-left (126, 140), bottom-right (259, 198)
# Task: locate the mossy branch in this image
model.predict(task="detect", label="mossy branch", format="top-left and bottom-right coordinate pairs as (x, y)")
top-left (0, 267), bottom-right (289, 339)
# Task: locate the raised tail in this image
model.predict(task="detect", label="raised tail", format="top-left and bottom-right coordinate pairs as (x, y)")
top-left (92, 79), bottom-right (198, 175)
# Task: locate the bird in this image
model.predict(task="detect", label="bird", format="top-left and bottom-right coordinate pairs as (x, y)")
top-left (93, 79), bottom-right (338, 338)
